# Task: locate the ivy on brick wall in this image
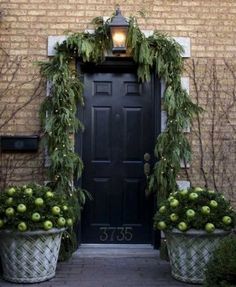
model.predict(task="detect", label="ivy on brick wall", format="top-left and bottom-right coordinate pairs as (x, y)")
top-left (39, 15), bottom-right (201, 201)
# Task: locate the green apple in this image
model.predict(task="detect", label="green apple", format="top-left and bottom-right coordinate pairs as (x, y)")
top-left (178, 222), bottom-right (188, 231)
top-left (5, 197), bottom-right (14, 206)
top-left (0, 219), bottom-right (4, 228)
top-left (24, 188), bottom-right (33, 196)
top-left (66, 218), bottom-right (73, 227)
top-left (5, 207), bottom-right (15, 217)
top-left (17, 204), bottom-right (27, 213)
top-left (195, 187), bottom-right (203, 192)
top-left (46, 191), bottom-right (54, 198)
top-left (201, 206), bottom-right (211, 215)
top-left (170, 213), bottom-right (179, 222)
top-left (159, 206), bottom-right (166, 214)
top-left (222, 216), bottom-right (232, 225)
top-left (57, 217), bottom-right (66, 227)
top-left (209, 200), bottom-right (218, 208)
top-left (157, 221), bottom-right (167, 230)
top-left (205, 223), bottom-right (215, 233)
top-left (18, 222), bottom-right (27, 232)
top-left (62, 205), bottom-right (68, 211)
top-left (168, 196), bottom-right (175, 202)
top-left (186, 209), bottom-right (196, 218)
top-left (35, 198), bottom-right (44, 207)
top-left (51, 206), bottom-right (61, 215)
top-left (170, 199), bottom-right (179, 208)
top-left (189, 192), bottom-right (199, 200)
top-left (208, 189), bottom-right (215, 194)
top-left (7, 187), bottom-right (16, 196)
top-left (31, 212), bottom-right (41, 222)
top-left (180, 189), bottom-right (188, 196)
top-left (43, 220), bottom-right (53, 230)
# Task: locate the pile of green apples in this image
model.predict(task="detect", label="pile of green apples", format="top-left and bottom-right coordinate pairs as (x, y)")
top-left (154, 187), bottom-right (235, 233)
top-left (0, 184), bottom-right (75, 232)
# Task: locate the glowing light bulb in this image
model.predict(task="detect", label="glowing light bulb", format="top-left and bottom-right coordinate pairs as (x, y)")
top-left (113, 32), bottom-right (126, 47)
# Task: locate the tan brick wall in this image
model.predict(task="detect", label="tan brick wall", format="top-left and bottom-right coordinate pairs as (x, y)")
top-left (0, 0), bottom-right (236, 202)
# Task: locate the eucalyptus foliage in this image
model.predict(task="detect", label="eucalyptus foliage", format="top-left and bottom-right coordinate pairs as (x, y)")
top-left (39, 16), bottom-right (201, 204)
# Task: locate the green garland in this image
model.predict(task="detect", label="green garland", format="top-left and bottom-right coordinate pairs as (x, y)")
top-left (39, 15), bottom-right (201, 201)
top-left (39, 15), bottom-right (201, 258)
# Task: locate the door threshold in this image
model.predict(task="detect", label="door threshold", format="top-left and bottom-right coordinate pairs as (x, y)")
top-left (77, 244), bottom-right (159, 258)
top-left (80, 244), bottom-right (154, 249)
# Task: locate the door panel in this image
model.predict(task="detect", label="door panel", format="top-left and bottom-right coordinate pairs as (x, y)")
top-left (123, 178), bottom-right (143, 224)
top-left (91, 178), bottom-right (111, 224)
top-left (81, 70), bottom-right (155, 243)
top-left (92, 107), bottom-right (112, 161)
top-left (123, 107), bottom-right (143, 161)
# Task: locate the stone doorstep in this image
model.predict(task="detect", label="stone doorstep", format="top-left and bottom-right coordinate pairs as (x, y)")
top-left (77, 244), bottom-right (160, 258)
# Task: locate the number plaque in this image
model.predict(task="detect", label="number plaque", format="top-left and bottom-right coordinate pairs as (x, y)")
top-left (99, 227), bottom-right (133, 242)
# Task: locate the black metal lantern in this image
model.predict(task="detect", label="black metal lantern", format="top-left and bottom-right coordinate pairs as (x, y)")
top-left (109, 7), bottom-right (129, 54)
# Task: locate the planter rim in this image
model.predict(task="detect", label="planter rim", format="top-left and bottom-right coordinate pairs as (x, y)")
top-left (165, 228), bottom-right (231, 236)
top-left (0, 228), bottom-right (66, 236)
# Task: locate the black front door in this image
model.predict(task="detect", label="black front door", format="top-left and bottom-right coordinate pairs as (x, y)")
top-left (80, 64), bottom-right (158, 243)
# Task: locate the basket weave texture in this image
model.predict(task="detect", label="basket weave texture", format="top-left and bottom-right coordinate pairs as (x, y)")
top-left (165, 229), bottom-right (229, 284)
top-left (0, 228), bottom-right (64, 283)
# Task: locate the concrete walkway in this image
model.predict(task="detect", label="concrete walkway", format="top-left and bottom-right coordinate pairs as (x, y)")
top-left (0, 245), bottom-right (197, 287)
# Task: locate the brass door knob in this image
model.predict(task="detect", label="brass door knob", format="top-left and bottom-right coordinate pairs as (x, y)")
top-left (144, 162), bottom-right (150, 176)
top-left (144, 152), bottom-right (151, 162)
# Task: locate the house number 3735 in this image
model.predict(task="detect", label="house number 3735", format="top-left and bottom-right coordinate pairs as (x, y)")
top-left (99, 227), bottom-right (133, 242)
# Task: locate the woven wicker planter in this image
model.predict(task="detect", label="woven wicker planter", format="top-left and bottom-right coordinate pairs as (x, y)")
top-left (0, 228), bottom-right (65, 283)
top-left (165, 229), bottom-right (229, 284)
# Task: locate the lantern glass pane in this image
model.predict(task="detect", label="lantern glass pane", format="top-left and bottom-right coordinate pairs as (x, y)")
top-left (111, 27), bottom-right (128, 49)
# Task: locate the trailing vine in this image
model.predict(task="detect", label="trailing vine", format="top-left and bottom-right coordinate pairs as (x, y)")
top-left (39, 15), bottom-right (201, 206)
